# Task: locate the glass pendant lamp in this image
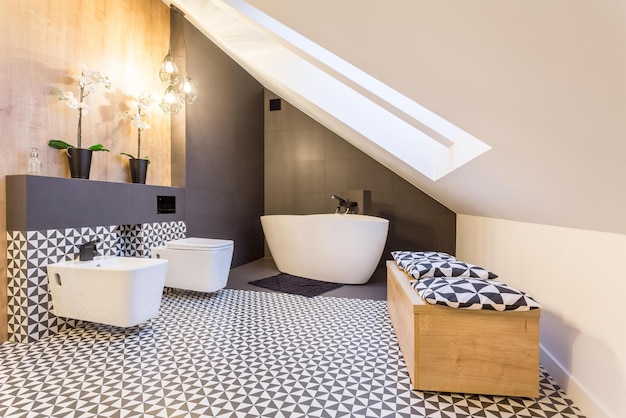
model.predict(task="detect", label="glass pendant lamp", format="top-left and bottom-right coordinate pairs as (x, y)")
top-left (160, 84), bottom-right (182, 114)
top-left (158, 48), bottom-right (180, 85)
top-left (178, 74), bottom-right (197, 104)
top-left (159, 5), bottom-right (197, 114)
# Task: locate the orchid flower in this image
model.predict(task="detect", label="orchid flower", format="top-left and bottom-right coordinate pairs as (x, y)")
top-left (121, 91), bottom-right (158, 160)
top-left (49, 65), bottom-right (111, 151)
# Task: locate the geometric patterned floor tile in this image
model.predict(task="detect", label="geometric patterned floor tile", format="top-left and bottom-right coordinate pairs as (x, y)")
top-left (0, 289), bottom-right (586, 418)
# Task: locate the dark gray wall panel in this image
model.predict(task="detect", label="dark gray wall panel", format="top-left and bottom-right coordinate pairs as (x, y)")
top-left (185, 188), bottom-right (234, 238)
top-left (264, 92), bottom-right (456, 260)
top-left (180, 20), bottom-right (265, 267)
top-left (232, 227), bottom-right (265, 267)
top-left (6, 175), bottom-right (185, 231)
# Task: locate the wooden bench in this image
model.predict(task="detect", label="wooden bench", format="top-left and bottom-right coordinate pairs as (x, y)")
top-left (387, 260), bottom-right (540, 397)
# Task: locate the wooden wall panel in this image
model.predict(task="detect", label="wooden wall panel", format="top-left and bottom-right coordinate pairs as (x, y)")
top-left (0, 0), bottom-right (171, 341)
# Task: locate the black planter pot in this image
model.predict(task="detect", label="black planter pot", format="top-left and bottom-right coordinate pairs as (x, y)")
top-left (129, 158), bottom-right (149, 184)
top-left (67, 148), bottom-right (93, 179)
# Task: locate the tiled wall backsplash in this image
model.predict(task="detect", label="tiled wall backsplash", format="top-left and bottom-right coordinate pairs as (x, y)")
top-left (6, 221), bottom-right (186, 343)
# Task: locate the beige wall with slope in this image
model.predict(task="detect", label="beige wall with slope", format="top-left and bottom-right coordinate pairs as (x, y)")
top-left (0, 0), bottom-right (171, 341)
top-left (247, 0), bottom-right (626, 235)
top-left (457, 215), bottom-right (626, 418)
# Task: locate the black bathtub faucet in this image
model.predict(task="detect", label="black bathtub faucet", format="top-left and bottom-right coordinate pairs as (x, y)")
top-left (78, 239), bottom-right (100, 261)
top-left (331, 194), bottom-right (346, 205)
top-left (331, 194), bottom-right (358, 214)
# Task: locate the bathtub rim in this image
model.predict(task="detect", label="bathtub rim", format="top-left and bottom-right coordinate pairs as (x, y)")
top-left (260, 213), bottom-right (389, 223)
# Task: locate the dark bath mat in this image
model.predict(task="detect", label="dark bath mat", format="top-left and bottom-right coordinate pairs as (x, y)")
top-left (250, 273), bottom-right (343, 298)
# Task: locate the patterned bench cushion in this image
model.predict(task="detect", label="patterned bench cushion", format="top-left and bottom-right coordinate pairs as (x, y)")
top-left (390, 250), bottom-right (456, 277)
top-left (412, 276), bottom-right (541, 311)
top-left (391, 250), bottom-right (456, 265)
top-left (408, 260), bottom-right (498, 280)
top-left (391, 251), bottom-right (497, 280)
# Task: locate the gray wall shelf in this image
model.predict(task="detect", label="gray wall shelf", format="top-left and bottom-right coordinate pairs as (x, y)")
top-left (6, 175), bottom-right (185, 231)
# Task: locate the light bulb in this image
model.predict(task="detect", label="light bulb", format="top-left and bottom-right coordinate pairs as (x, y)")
top-left (159, 53), bottom-right (180, 85)
top-left (178, 75), bottom-right (198, 104)
top-left (159, 85), bottom-right (182, 114)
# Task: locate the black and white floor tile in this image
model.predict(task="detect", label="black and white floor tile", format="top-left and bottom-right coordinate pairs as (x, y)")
top-left (0, 289), bottom-right (586, 418)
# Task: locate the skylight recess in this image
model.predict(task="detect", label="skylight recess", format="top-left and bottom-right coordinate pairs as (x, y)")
top-left (177, 0), bottom-right (491, 180)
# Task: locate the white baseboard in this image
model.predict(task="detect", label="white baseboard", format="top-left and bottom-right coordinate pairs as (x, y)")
top-left (540, 345), bottom-right (609, 418)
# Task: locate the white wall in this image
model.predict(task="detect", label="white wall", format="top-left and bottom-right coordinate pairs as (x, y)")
top-left (457, 214), bottom-right (626, 418)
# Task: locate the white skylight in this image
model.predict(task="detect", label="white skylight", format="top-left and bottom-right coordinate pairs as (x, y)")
top-left (175, 0), bottom-right (491, 180)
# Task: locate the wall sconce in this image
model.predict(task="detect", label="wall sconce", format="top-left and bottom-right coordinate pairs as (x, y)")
top-left (159, 5), bottom-right (197, 114)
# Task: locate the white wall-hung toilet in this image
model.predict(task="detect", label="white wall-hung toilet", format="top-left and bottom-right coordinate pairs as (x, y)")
top-left (151, 237), bottom-right (234, 293)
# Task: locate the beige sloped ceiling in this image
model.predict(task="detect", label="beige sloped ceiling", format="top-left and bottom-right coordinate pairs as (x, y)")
top-left (169, 0), bottom-right (626, 234)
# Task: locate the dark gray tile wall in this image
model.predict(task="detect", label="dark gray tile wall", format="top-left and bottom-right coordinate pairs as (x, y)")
top-left (264, 91), bottom-right (456, 258)
top-left (179, 20), bottom-right (265, 267)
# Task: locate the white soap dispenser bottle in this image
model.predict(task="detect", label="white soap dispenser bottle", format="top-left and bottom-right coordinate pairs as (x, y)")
top-left (27, 147), bottom-right (42, 174)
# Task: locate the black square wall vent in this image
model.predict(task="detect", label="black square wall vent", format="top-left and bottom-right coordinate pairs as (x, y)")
top-left (269, 98), bottom-right (281, 111)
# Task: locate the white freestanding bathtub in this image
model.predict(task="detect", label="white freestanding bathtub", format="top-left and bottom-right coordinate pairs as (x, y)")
top-left (260, 214), bottom-right (389, 284)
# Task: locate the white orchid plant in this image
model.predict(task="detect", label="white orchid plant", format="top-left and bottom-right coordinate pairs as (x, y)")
top-left (121, 91), bottom-right (158, 161)
top-left (48, 64), bottom-right (111, 152)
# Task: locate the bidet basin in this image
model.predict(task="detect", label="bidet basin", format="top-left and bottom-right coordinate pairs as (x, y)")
top-left (47, 256), bottom-right (168, 328)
